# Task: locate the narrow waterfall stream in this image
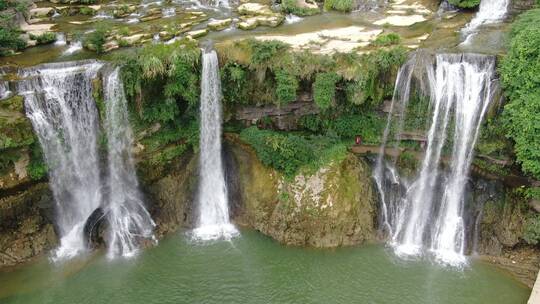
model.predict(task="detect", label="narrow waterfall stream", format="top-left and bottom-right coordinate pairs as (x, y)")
top-left (374, 53), bottom-right (497, 266)
top-left (18, 61), bottom-right (103, 260)
top-left (102, 68), bottom-right (155, 258)
top-left (192, 50), bottom-right (238, 241)
top-left (461, 0), bottom-right (510, 42)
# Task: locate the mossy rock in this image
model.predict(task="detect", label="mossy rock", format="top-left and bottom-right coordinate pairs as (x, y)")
top-left (0, 96), bottom-right (34, 150)
top-left (228, 135), bottom-right (377, 247)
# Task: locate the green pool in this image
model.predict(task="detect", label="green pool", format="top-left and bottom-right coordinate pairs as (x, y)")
top-left (0, 229), bottom-right (530, 304)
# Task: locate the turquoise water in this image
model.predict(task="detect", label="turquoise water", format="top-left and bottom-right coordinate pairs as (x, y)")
top-left (0, 229), bottom-right (530, 304)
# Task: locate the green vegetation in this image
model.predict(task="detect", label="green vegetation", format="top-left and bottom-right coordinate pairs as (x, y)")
top-left (117, 40), bottom-right (201, 166)
top-left (323, 0), bottom-right (354, 12)
top-left (524, 214), bottom-right (540, 245)
top-left (500, 9), bottom-right (540, 179)
top-left (79, 7), bottom-right (96, 16)
top-left (84, 23), bottom-right (108, 54)
top-left (240, 127), bottom-right (347, 178)
top-left (275, 70), bottom-right (298, 105)
top-left (447, 0), bottom-right (480, 8)
top-left (313, 72), bottom-right (339, 110)
top-left (218, 39), bottom-right (406, 108)
top-left (0, 4), bottom-right (26, 56)
top-left (298, 112), bottom-right (384, 144)
top-left (27, 143), bottom-right (47, 180)
top-left (221, 63), bottom-right (249, 105)
top-left (371, 33), bottom-right (401, 47)
top-left (281, 0), bottom-right (320, 16)
top-left (30, 32), bottom-right (57, 45)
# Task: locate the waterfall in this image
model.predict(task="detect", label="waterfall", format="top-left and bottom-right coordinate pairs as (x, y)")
top-left (192, 50), bottom-right (238, 241)
top-left (374, 54), bottom-right (496, 266)
top-left (429, 54), bottom-right (495, 264)
top-left (373, 54), bottom-right (418, 236)
top-left (18, 61), bottom-right (103, 260)
top-left (17, 62), bottom-right (155, 260)
top-left (102, 68), bottom-right (155, 258)
top-left (63, 41), bottom-right (83, 56)
top-left (54, 33), bottom-right (67, 46)
top-left (462, 0), bottom-right (510, 38)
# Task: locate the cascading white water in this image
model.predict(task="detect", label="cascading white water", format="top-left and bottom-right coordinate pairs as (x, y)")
top-left (192, 50), bottom-right (238, 241)
top-left (374, 54), bottom-right (496, 266)
top-left (102, 68), bottom-right (156, 258)
top-left (63, 41), bottom-right (83, 56)
top-left (373, 54), bottom-right (418, 236)
top-left (18, 61), bottom-right (103, 260)
top-left (162, 7), bottom-right (176, 17)
top-left (0, 80), bottom-right (11, 100)
top-left (429, 54), bottom-right (495, 264)
top-left (55, 33), bottom-right (67, 46)
top-left (462, 0), bottom-right (510, 37)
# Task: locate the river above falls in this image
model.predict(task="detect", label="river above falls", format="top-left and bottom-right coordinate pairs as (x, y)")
top-left (0, 229), bottom-right (530, 304)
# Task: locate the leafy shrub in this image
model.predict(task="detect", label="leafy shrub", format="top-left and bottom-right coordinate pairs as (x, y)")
top-left (281, 0), bottom-right (320, 16)
top-left (502, 90), bottom-right (540, 178)
top-left (328, 113), bottom-right (384, 143)
top-left (323, 0), bottom-right (354, 12)
top-left (240, 127), bottom-right (348, 177)
top-left (447, 0), bottom-right (480, 8)
top-left (84, 23), bottom-right (107, 53)
top-left (299, 114), bottom-right (324, 132)
top-left (240, 127), bottom-right (313, 177)
top-left (275, 69), bottom-right (298, 105)
top-left (509, 9), bottom-right (540, 38)
top-left (0, 27), bottom-right (25, 56)
top-left (313, 72), bottom-right (339, 110)
top-left (524, 214), bottom-right (540, 245)
top-left (500, 10), bottom-right (540, 179)
top-left (79, 7), bottom-right (96, 16)
top-left (371, 33), bottom-right (401, 47)
top-left (248, 39), bottom-right (289, 66)
top-left (221, 62), bottom-right (249, 105)
top-left (28, 143), bottom-right (47, 180)
top-left (30, 32), bottom-right (57, 44)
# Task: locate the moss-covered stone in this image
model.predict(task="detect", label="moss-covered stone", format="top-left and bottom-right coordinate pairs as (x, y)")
top-left (0, 183), bottom-right (57, 267)
top-left (228, 135), bottom-right (377, 248)
top-left (0, 95), bottom-right (34, 150)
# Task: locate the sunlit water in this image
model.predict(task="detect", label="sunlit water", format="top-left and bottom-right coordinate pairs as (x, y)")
top-left (0, 229), bottom-right (530, 304)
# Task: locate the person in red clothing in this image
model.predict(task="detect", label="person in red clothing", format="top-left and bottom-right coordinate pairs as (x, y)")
top-left (355, 135), bottom-right (362, 145)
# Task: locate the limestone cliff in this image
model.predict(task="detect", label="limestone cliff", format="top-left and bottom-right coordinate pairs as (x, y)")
top-left (227, 135), bottom-right (377, 248)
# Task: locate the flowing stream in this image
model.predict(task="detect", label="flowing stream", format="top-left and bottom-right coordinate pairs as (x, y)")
top-left (461, 0), bottom-right (510, 43)
top-left (374, 53), bottom-right (497, 266)
top-left (102, 68), bottom-right (155, 258)
top-left (192, 50), bottom-right (238, 241)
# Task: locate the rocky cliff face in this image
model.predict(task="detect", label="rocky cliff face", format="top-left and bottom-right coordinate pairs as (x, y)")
top-left (466, 179), bottom-right (540, 287)
top-left (0, 183), bottom-right (56, 267)
top-left (137, 150), bottom-right (198, 238)
top-left (227, 135), bottom-right (377, 247)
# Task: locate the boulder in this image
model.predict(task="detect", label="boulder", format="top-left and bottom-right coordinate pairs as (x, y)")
top-left (186, 29), bottom-right (208, 39)
top-left (0, 183), bottom-right (57, 267)
top-left (237, 3), bottom-right (274, 16)
top-left (29, 7), bottom-right (54, 18)
top-left (208, 18), bottom-right (232, 31)
top-left (227, 135), bottom-right (377, 248)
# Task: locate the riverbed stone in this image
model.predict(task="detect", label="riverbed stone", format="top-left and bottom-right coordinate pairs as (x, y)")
top-left (208, 18), bottom-right (232, 31)
top-left (186, 29), bottom-right (208, 39)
